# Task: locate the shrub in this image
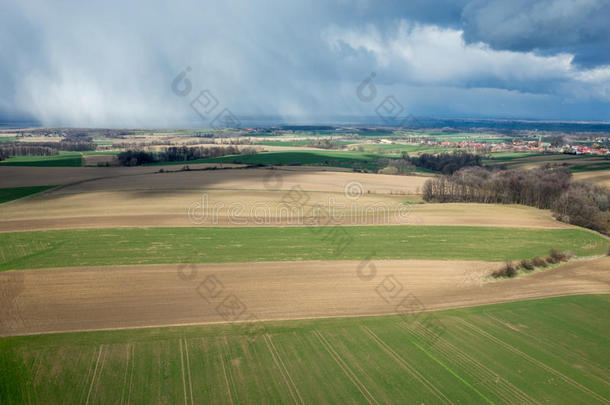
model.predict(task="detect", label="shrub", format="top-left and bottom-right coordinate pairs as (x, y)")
top-left (549, 249), bottom-right (568, 263)
top-left (520, 259), bottom-right (534, 271)
top-left (531, 256), bottom-right (548, 267)
top-left (492, 261), bottom-right (518, 278)
top-left (378, 166), bottom-right (398, 175)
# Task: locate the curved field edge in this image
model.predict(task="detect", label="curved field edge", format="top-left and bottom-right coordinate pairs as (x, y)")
top-left (1, 294), bottom-right (608, 404)
top-left (0, 225), bottom-right (607, 271)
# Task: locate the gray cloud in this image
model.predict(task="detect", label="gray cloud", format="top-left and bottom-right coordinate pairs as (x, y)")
top-left (324, 20), bottom-right (610, 95)
top-left (0, 0), bottom-right (608, 126)
top-left (461, 0), bottom-right (610, 66)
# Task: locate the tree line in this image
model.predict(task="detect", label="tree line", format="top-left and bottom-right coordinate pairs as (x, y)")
top-left (306, 139), bottom-right (341, 149)
top-left (376, 151), bottom-right (482, 175)
top-left (0, 145), bottom-right (58, 160)
top-left (409, 151), bottom-right (482, 174)
top-left (0, 141), bottom-right (96, 161)
top-left (117, 145), bottom-right (256, 166)
top-left (423, 165), bottom-right (610, 234)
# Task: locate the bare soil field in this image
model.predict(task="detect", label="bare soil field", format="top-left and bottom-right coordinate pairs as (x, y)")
top-left (1, 257), bottom-right (608, 336)
top-left (409, 203), bottom-right (570, 228)
top-left (0, 189), bottom-right (410, 230)
top-left (5, 165), bottom-right (570, 231)
top-left (0, 163), bottom-right (572, 231)
top-left (0, 127), bottom-right (45, 134)
top-left (0, 164), bottom-right (239, 188)
top-left (0, 165), bottom-right (426, 191)
top-left (11, 136), bottom-right (64, 143)
top-left (46, 167), bottom-right (429, 195)
top-left (82, 154), bottom-right (119, 166)
top-left (574, 169), bottom-right (610, 188)
top-left (0, 187), bottom-right (570, 231)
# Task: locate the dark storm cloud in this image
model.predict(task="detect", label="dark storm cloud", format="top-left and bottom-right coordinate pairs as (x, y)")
top-left (0, 0), bottom-right (608, 126)
top-left (461, 0), bottom-right (610, 67)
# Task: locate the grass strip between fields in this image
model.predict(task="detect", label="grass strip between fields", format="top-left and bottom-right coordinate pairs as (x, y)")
top-left (0, 225), bottom-right (606, 271)
top-left (1, 295), bottom-right (608, 404)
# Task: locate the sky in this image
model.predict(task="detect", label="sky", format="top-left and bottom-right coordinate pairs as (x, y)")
top-left (0, 0), bottom-right (609, 127)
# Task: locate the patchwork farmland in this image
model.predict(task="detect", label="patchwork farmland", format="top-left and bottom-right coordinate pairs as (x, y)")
top-left (1, 131), bottom-right (609, 404)
top-left (3, 2), bottom-right (610, 402)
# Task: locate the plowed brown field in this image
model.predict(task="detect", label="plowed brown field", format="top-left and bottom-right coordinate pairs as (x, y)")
top-left (574, 169), bottom-right (610, 188)
top-left (2, 257), bottom-right (608, 336)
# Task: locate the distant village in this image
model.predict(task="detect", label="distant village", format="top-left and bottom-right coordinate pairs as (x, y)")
top-left (419, 135), bottom-right (610, 156)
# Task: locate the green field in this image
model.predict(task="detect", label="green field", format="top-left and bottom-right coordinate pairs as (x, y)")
top-left (151, 149), bottom-right (437, 172)
top-left (430, 133), bottom-right (516, 143)
top-left (0, 186), bottom-right (56, 204)
top-left (0, 226), bottom-right (606, 271)
top-left (80, 151), bottom-right (118, 155)
top-left (483, 152), bottom-right (610, 172)
top-left (0, 152), bottom-right (83, 167)
top-left (351, 143), bottom-right (457, 155)
top-left (354, 130), bottom-right (399, 137)
top-left (254, 140), bottom-right (314, 147)
top-left (484, 152), bottom-right (547, 161)
top-left (571, 161), bottom-right (610, 172)
top-left (254, 140), bottom-right (353, 147)
top-left (399, 131), bottom-right (518, 143)
top-left (153, 150), bottom-right (392, 171)
top-left (0, 136), bottom-right (17, 143)
top-left (2, 295), bottom-right (608, 404)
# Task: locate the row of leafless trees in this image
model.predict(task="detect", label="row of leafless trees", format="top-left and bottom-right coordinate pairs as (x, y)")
top-left (0, 141), bottom-right (96, 161)
top-left (113, 138), bottom-right (255, 149)
top-left (40, 141), bottom-right (95, 151)
top-left (423, 165), bottom-right (610, 234)
top-left (0, 145), bottom-right (58, 160)
top-left (306, 139), bottom-right (341, 149)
